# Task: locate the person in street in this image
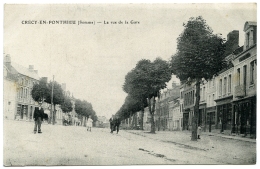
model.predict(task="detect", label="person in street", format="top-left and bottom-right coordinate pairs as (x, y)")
top-left (33, 101), bottom-right (44, 134)
top-left (109, 115), bottom-right (115, 133)
top-left (197, 124), bottom-right (202, 139)
top-left (114, 116), bottom-right (121, 134)
top-left (87, 116), bottom-right (93, 132)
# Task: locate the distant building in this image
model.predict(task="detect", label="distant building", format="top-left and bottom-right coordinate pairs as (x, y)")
top-left (155, 82), bottom-right (180, 131)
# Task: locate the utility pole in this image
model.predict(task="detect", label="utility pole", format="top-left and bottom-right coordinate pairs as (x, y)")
top-left (51, 75), bottom-right (54, 125)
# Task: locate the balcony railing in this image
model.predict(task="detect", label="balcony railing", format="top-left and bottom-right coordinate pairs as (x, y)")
top-left (234, 85), bottom-right (246, 98)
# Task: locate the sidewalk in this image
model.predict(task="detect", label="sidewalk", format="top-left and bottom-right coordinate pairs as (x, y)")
top-left (126, 129), bottom-right (256, 143)
top-left (124, 128), bottom-right (256, 154)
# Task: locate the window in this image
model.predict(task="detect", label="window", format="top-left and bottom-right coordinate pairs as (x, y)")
top-left (223, 77), bottom-right (227, 95)
top-left (200, 88), bottom-right (202, 100)
top-left (237, 68), bottom-right (240, 85)
top-left (21, 88), bottom-right (23, 98)
top-left (212, 94), bottom-right (215, 105)
top-left (243, 65), bottom-right (247, 86)
top-left (209, 95), bottom-right (211, 106)
top-left (203, 87), bottom-right (205, 100)
top-left (219, 79), bottom-right (222, 96)
top-left (228, 75), bottom-right (231, 93)
top-left (250, 61), bottom-right (255, 84)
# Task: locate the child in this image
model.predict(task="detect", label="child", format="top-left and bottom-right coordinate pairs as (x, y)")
top-left (87, 116), bottom-right (93, 132)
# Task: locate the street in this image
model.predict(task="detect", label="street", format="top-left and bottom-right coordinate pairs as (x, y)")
top-left (3, 120), bottom-right (256, 166)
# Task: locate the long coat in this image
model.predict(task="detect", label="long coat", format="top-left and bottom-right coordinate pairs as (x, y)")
top-left (33, 107), bottom-right (44, 121)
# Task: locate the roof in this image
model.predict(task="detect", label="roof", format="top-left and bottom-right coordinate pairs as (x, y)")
top-left (11, 62), bottom-right (40, 80)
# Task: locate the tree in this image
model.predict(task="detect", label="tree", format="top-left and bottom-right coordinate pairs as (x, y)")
top-left (170, 16), bottom-right (226, 141)
top-left (123, 58), bottom-right (171, 133)
top-left (75, 99), bottom-right (95, 126)
top-left (60, 96), bottom-right (73, 113)
top-left (45, 81), bottom-right (64, 125)
top-left (31, 77), bottom-right (50, 103)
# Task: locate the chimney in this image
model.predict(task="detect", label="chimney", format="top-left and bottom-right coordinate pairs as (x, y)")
top-left (41, 77), bottom-right (48, 83)
top-left (34, 70), bottom-right (38, 74)
top-left (4, 54), bottom-right (11, 67)
top-left (29, 65), bottom-right (34, 71)
top-left (172, 81), bottom-right (177, 89)
top-left (61, 83), bottom-right (66, 91)
top-left (224, 30), bottom-right (239, 56)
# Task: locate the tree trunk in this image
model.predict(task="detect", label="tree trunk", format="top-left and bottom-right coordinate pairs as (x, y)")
top-left (191, 79), bottom-right (200, 141)
top-left (148, 97), bottom-right (156, 133)
top-left (140, 103), bottom-right (144, 130)
top-left (49, 111), bottom-right (52, 124)
top-left (84, 116), bottom-right (87, 127)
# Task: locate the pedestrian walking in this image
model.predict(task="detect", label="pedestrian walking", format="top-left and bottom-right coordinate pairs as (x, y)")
top-left (197, 124), bottom-right (202, 139)
top-left (87, 116), bottom-right (93, 132)
top-left (33, 101), bottom-right (44, 134)
top-left (109, 115), bottom-right (115, 133)
top-left (114, 116), bottom-right (121, 134)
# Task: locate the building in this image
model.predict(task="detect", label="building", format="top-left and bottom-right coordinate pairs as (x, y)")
top-left (155, 82), bottom-right (180, 131)
top-left (232, 21), bottom-right (256, 137)
top-left (168, 97), bottom-right (182, 131)
top-left (96, 116), bottom-right (109, 128)
top-left (205, 78), bottom-right (217, 132)
top-left (4, 54), bottom-right (40, 121)
top-left (182, 82), bottom-right (195, 131)
top-left (3, 64), bottom-right (18, 120)
top-left (59, 83), bottom-right (77, 125)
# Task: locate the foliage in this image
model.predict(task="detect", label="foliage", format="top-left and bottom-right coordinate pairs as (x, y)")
top-left (45, 81), bottom-right (64, 106)
top-left (170, 16), bottom-right (226, 140)
top-left (31, 77), bottom-right (50, 102)
top-left (123, 58), bottom-right (171, 133)
top-left (75, 99), bottom-right (96, 120)
top-left (170, 16), bottom-right (226, 83)
top-left (60, 96), bottom-right (73, 113)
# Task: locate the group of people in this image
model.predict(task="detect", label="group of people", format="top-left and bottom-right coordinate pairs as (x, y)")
top-left (109, 115), bottom-right (121, 134)
top-left (33, 101), bottom-right (94, 134)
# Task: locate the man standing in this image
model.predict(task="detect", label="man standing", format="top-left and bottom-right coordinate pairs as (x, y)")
top-left (33, 102), bottom-right (44, 134)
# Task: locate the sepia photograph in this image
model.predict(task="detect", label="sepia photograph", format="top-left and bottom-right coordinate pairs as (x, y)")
top-left (2, 2), bottom-right (257, 166)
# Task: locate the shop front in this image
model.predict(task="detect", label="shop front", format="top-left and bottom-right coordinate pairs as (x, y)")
top-left (206, 106), bottom-right (216, 132)
top-left (232, 96), bottom-right (256, 137)
top-left (215, 96), bottom-right (233, 133)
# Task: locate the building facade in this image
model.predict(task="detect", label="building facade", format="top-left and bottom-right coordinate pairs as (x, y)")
top-left (4, 54), bottom-right (40, 121)
top-left (232, 21), bottom-right (257, 137)
top-left (3, 64), bottom-right (18, 120)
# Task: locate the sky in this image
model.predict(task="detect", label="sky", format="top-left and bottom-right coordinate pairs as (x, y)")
top-left (3, 3), bottom-right (257, 119)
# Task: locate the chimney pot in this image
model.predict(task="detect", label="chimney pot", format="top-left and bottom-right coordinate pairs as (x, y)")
top-left (29, 65), bottom-right (34, 70)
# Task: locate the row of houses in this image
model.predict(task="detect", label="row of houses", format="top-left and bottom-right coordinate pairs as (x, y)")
top-left (3, 55), bottom-right (79, 125)
top-left (121, 21), bottom-right (257, 137)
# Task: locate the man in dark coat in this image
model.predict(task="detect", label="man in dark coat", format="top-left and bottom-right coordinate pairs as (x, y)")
top-left (114, 116), bottom-right (121, 134)
top-left (109, 115), bottom-right (115, 133)
top-left (33, 102), bottom-right (44, 134)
